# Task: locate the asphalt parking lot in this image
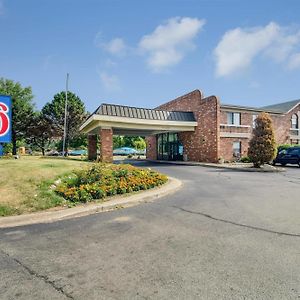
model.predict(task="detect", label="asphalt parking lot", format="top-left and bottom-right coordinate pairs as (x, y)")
top-left (0, 163), bottom-right (299, 300)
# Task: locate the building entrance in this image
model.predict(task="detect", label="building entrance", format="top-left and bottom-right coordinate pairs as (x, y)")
top-left (156, 132), bottom-right (183, 161)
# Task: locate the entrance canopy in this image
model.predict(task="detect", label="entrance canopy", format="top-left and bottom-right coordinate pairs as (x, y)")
top-left (80, 103), bottom-right (197, 135)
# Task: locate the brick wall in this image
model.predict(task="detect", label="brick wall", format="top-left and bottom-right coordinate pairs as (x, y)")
top-left (219, 103), bottom-right (300, 161)
top-left (146, 135), bottom-right (157, 160)
top-left (146, 90), bottom-right (220, 163)
top-left (271, 104), bottom-right (300, 144)
top-left (99, 128), bottom-right (113, 163)
top-left (88, 134), bottom-right (97, 160)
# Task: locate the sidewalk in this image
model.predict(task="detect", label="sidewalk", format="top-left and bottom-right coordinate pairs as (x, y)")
top-left (144, 159), bottom-right (285, 172)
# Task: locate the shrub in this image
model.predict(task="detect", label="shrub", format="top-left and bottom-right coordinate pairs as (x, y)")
top-left (55, 163), bottom-right (168, 203)
top-left (278, 144), bottom-right (293, 150)
top-left (248, 112), bottom-right (276, 168)
top-left (239, 156), bottom-right (252, 163)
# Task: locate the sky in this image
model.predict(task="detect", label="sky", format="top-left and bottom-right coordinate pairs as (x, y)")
top-left (1, 0), bottom-right (300, 112)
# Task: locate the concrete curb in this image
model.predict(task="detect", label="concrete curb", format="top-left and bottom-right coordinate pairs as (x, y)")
top-left (144, 159), bottom-right (285, 173)
top-left (0, 177), bottom-right (182, 229)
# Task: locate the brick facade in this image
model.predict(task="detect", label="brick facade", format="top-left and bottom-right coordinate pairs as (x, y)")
top-left (86, 89), bottom-right (299, 164)
top-left (88, 134), bottom-right (97, 160)
top-left (99, 128), bottom-right (113, 163)
top-left (87, 129), bottom-right (113, 162)
top-left (219, 103), bottom-right (300, 161)
top-left (146, 90), bottom-right (220, 163)
top-left (146, 135), bottom-right (157, 160)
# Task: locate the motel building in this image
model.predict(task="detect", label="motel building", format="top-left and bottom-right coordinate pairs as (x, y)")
top-left (80, 89), bottom-right (300, 163)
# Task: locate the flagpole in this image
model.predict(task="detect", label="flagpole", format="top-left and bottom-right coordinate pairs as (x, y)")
top-left (62, 73), bottom-right (69, 156)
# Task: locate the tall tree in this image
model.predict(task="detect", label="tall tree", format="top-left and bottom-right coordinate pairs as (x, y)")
top-left (0, 78), bottom-right (35, 154)
top-left (26, 113), bottom-right (56, 156)
top-left (248, 112), bottom-right (276, 167)
top-left (42, 91), bottom-right (86, 152)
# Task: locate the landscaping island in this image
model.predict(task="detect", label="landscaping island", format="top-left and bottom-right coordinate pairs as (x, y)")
top-left (0, 156), bottom-right (167, 217)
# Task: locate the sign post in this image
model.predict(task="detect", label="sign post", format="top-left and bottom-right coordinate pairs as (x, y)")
top-left (0, 95), bottom-right (12, 157)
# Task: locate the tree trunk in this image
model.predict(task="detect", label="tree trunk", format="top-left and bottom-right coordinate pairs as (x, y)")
top-left (42, 148), bottom-right (45, 156)
top-left (12, 137), bottom-right (17, 155)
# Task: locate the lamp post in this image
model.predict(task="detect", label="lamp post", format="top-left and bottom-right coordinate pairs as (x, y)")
top-left (62, 73), bottom-right (69, 156)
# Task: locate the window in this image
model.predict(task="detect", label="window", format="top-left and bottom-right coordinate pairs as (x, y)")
top-left (291, 114), bottom-right (299, 129)
top-left (290, 148), bottom-right (300, 155)
top-left (252, 114), bottom-right (258, 128)
top-left (233, 141), bottom-right (241, 158)
top-left (227, 112), bottom-right (241, 125)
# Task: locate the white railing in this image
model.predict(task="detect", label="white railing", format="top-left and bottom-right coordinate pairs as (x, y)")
top-left (220, 124), bottom-right (251, 128)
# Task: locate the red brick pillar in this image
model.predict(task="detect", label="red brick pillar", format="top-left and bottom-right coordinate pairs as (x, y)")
top-left (99, 128), bottom-right (113, 163)
top-left (88, 134), bottom-right (97, 160)
top-left (146, 135), bottom-right (157, 160)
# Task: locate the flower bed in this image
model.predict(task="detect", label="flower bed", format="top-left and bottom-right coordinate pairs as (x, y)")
top-left (55, 163), bottom-right (168, 203)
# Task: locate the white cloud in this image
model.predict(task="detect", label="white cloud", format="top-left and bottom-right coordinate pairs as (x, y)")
top-left (288, 52), bottom-right (300, 70)
top-left (265, 32), bottom-right (300, 62)
top-left (103, 38), bottom-right (127, 56)
top-left (94, 32), bottom-right (127, 56)
top-left (104, 58), bottom-right (117, 68)
top-left (99, 72), bottom-right (120, 91)
top-left (139, 17), bottom-right (205, 72)
top-left (214, 22), bottom-right (300, 77)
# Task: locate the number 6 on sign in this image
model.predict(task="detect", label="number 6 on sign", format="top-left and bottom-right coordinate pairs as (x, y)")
top-left (0, 102), bottom-right (9, 136)
top-left (0, 95), bottom-right (12, 143)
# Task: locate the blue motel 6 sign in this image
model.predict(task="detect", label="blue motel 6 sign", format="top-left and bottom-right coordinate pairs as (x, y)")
top-left (0, 95), bottom-right (12, 144)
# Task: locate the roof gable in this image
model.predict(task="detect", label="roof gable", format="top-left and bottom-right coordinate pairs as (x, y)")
top-left (260, 99), bottom-right (300, 113)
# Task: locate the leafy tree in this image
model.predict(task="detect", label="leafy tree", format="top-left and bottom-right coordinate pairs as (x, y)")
top-left (0, 78), bottom-right (35, 154)
top-left (248, 112), bottom-right (276, 167)
top-left (113, 135), bottom-right (146, 150)
top-left (26, 113), bottom-right (56, 155)
top-left (132, 137), bottom-right (146, 150)
top-left (42, 91), bottom-right (86, 152)
top-left (113, 136), bottom-right (125, 149)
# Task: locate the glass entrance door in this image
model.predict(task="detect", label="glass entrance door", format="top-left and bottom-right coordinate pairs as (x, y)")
top-left (156, 133), bottom-right (183, 161)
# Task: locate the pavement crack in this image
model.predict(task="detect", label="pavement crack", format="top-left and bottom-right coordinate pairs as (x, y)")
top-left (173, 206), bottom-right (300, 238)
top-left (0, 249), bottom-right (74, 299)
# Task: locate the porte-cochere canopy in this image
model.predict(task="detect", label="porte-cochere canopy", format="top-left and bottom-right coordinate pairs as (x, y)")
top-left (80, 103), bottom-right (197, 136)
top-left (80, 103), bottom-right (197, 162)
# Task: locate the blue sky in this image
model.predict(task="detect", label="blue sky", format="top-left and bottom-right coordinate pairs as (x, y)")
top-left (1, 0), bottom-right (300, 112)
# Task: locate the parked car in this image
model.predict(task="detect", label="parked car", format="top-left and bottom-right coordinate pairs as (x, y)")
top-left (68, 149), bottom-right (87, 156)
top-left (113, 147), bottom-right (137, 156)
top-left (273, 146), bottom-right (300, 167)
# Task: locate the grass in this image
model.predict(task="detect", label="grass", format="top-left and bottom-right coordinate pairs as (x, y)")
top-left (0, 156), bottom-right (89, 216)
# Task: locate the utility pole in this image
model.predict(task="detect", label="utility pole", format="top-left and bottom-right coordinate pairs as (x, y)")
top-left (62, 73), bottom-right (69, 156)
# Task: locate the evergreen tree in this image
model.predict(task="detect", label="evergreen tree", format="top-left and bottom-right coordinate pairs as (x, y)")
top-left (248, 112), bottom-right (276, 167)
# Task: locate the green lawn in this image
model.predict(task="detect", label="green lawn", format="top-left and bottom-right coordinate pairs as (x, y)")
top-left (0, 156), bottom-right (90, 216)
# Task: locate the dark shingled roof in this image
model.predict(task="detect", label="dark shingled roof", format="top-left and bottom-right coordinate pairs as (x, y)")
top-left (260, 99), bottom-right (300, 113)
top-left (94, 103), bottom-right (196, 122)
top-left (222, 99), bottom-right (300, 114)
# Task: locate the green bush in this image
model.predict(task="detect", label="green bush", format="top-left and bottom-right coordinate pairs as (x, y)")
top-left (239, 156), bottom-right (252, 163)
top-left (248, 112), bottom-right (276, 167)
top-left (55, 163), bottom-right (168, 203)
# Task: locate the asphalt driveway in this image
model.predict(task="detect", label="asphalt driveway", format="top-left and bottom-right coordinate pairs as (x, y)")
top-left (0, 162), bottom-right (299, 300)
